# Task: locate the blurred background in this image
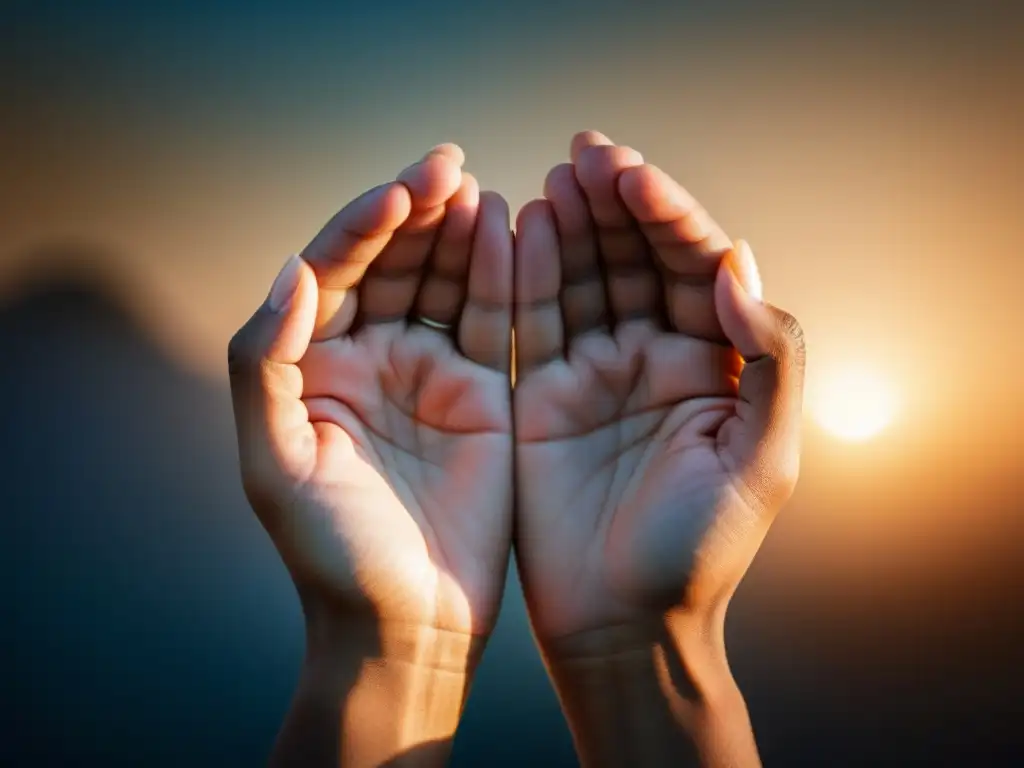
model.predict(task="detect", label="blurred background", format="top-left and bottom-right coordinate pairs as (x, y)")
top-left (2, 0), bottom-right (1022, 764)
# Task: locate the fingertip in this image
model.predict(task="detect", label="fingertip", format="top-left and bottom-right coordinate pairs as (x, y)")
top-left (479, 189), bottom-right (510, 220)
top-left (462, 189), bottom-right (514, 369)
top-left (735, 240), bottom-right (763, 301)
top-left (512, 196), bottom-right (564, 373)
top-left (716, 244), bottom-right (770, 360)
top-left (617, 164), bottom-right (695, 223)
top-left (469, 191), bottom-right (513, 292)
top-left (515, 198), bottom-right (559, 293)
top-left (542, 162), bottom-right (577, 200)
top-left (352, 182), bottom-right (414, 235)
top-left (574, 144), bottom-right (644, 188)
top-left (436, 173), bottom-right (480, 245)
top-left (350, 182), bottom-right (413, 237)
top-left (397, 153), bottom-right (463, 208)
top-left (423, 142), bottom-right (466, 166)
top-left (516, 196), bottom-right (553, 232)
top-left (473, 192), bottom-right (513, 276)
top-left (443, 173), bottom-right (480, 222)
top-left (616, 164), bottom-right (654, 209)
top-left (267, 256), bottom-right (319, 364)
top-left (299, 182), bottom-right (412, 272)
top-left (453, 171), bottom-right (481, 204)
top-left (292, 255), bottom-right (320, 317)
top-left (570, 130), bottom-right (614, 161)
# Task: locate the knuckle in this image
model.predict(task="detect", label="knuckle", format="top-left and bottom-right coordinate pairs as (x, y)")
top-left (772, 308), bottom-right (806, 365)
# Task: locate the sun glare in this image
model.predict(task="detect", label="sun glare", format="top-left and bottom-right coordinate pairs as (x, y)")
top-left (809, 364), bottom-right (899, 442)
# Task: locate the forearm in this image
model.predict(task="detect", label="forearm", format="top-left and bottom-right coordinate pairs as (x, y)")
top-left (271, 617), bottom-right (485, 768)
top-left (541, 611), bottom-right (760, 768)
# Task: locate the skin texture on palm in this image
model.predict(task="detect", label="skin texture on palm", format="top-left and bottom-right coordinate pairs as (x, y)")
top-left (513, 130), bottom-right (805, 641)
top-left (230, 146), bottom-right (514, 637)
top-left (228, 145), bottom-right (514, 765)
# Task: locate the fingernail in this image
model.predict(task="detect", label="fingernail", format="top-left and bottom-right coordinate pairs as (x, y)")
top-left (740, 241), bottom-right (764, 301)
top-left (268, 255), bottom-right (302, 312)
top-left (730, 240), bottom-right (763, 302)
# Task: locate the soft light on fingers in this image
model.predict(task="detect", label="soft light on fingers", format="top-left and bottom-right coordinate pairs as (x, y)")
top-left (301, 182), bottom-right (413, 340)
top-left (459, 192), bottom-right (513, 372)
top-left (358, 151), bottom-right (466, 323)
top-left (734, 237), bottom-right (764, 301)
top-left (415, 173), bottom-right (481, 326)
top-left (573, 144), bottom-right (659, 324)
top-left (513, 199), bottom-right (565, 374)
top-left (229, 257), bottom-right (321, 493)
top-left (423, 143), bottom-right (466, 166)
top-left (716, 242), bottom-right (775, 360)
top-left (570, 129), bottom-right (614, 162)
top-left (618, 164), bottom-right (733, 340)
top-left (543, 163), bottom-right (607, 338)
top-left (573, 144), bottom-right (645, 229)
top-left (265, 256), bottom-right (320, 366)
top-left (715, 241), bottom-right (805, 510)
top-left (618, 164), bottom-right (732, 272)
top-left (397, 151), bottom-right (464, 210)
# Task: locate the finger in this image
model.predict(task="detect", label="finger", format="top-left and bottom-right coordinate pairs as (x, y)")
top-left (300, 183), bottom-right (412, 340)
top-left (569, 129), bottom-right (613, 162)
top-left (715, 241), bottom-right (805, 511)
top-left (413, 172), bottom-right (480, 329)
top-left (513, 198), bottom-right (564, 375)
top-left (459, 191), bottom-right (513, 372)
top-left (543, 163), bottom-right (608, 338)
top-left (228, 256), bottom-right (320, 507)
top-left (425, 142), bottom-right (466, 166)
top-left (618, 164), bottom-right (734, 340)
top-left (573, 143), bottom-right (661, 325)
top-left (357, 149), bottom-right (465, 324)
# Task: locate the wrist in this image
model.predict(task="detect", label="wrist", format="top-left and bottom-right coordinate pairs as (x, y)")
top-left (273, 613), bottom-right (487, 768)
top-left (539, 610), bottom-right (759, 768)
top-left (304, 611), bottom-right (487, 675)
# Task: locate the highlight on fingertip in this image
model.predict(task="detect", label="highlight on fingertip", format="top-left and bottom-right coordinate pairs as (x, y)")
top-left (569, 130), bottom-right (614, 161)
top-left (423, 142), bottom-right (466, 166)
top-left (268, 254), bottom-right (303, 313)
top-left (734, 240), bottom-right (764, 302)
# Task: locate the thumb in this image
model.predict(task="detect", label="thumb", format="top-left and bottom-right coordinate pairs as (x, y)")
top-left (228, 255), bottom-right (319, 507)
top-left (714, 240), bottom-right (806, 510)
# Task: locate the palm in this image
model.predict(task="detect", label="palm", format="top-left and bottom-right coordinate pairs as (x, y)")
top-left (231, 149), bottom-right (515, 636)
top-left (511, 135), bottom-right (778, 640)
top-left (516, 322), bottom-right (744, 637)
top-left (293, 327), bottom-right (512, 634)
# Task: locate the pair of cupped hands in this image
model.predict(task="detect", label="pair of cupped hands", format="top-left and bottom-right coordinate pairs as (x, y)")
top-left (228, 131), bottom-right (805, 669)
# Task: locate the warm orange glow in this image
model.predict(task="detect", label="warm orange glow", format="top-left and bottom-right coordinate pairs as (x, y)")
top-left (809, 364), bottom-right (899, 442)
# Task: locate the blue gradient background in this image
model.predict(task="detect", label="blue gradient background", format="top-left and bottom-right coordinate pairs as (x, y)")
top-left (2, 0), bottom-right (1023, 765)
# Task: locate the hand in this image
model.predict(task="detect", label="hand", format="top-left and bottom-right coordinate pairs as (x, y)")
top-left (514, 130), bottom-right (804, 636)
top-left (228, 145), bottom-right (514, 766)
top-left (512, 132), bottom-right (805, 765)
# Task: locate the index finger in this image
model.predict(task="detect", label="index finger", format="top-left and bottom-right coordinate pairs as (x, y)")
top-left (300, 181), bottom-right (412, 339)
top-left (618, 164), bottom-right (734, 340)
top-left (300, 152), bottom-right (463, 340)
